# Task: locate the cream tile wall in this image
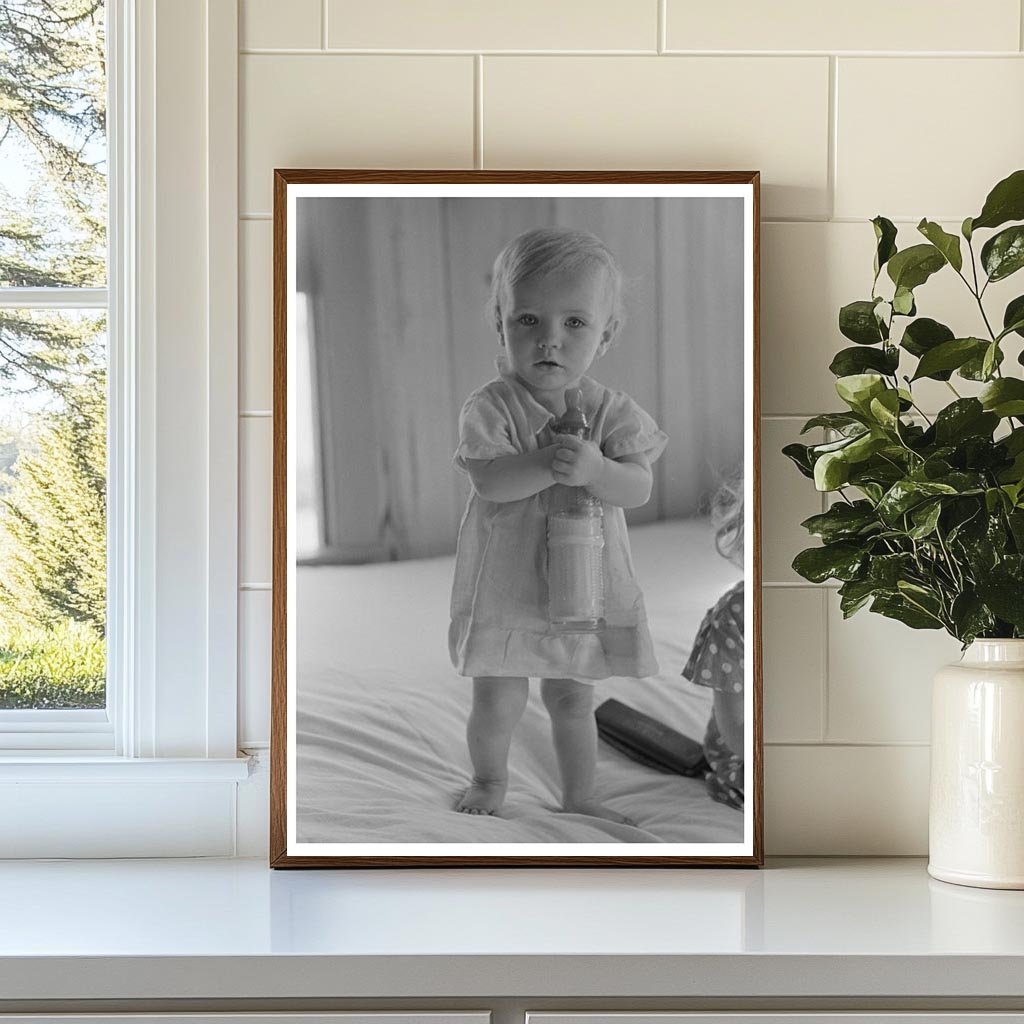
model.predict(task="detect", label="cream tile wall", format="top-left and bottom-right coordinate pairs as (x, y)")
top-left (236, 0), bottom-right (1024, 854)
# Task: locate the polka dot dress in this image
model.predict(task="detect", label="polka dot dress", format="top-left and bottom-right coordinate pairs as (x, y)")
top-left (682, 580), bottom-right (745, 811)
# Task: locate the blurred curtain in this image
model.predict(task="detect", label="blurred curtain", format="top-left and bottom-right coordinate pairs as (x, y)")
top-left (295, 195), bottom-right (745, 563)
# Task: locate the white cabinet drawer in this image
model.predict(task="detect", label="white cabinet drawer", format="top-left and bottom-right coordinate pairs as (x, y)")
top-left (529, 1016), bottom-right (1024, 1024)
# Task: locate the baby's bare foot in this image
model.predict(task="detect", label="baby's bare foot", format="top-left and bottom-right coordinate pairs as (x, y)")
top-left (456, 778), bottom-right (507, 815)
top-left (563, 799), bottom-right (636, 827)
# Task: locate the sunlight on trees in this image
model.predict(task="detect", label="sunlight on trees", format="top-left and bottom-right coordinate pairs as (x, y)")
top-left (0, 1), bottom-right (107, 709)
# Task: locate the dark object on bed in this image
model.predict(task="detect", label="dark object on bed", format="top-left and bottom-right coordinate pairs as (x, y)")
top-left (596, 698), bottom-right (708, 777)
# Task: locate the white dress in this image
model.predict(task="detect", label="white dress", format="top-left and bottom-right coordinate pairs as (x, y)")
top-left (449, 365), bottom-right (669, 681)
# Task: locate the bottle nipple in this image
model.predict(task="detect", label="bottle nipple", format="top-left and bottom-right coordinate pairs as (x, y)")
top-left (557, 387), bottom-right (588, 437)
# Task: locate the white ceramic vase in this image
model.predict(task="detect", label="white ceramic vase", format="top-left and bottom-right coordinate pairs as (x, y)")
top-left (929, 639), bottom-right (1024, 889)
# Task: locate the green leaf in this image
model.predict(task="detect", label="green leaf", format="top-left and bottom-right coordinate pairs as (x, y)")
top-left (838, 578), bottom-right (880, 617)
top-left (897, 581), bottom-right (946, 620)
top-left (918, 451), bottom-right (953, 478)
top-left (892, 286), bottom-right (916, 316)
top-left (982, 341), bottom-right (1000, 381)
top-left (908, 500), bottom-right (942, 539)
top-left (1003, 481), bottom-right (1024, 506)
top-left (856, 481), bottom-right (885, 504)
top-left (887, 244), bottom-right (946, 291)
top-left (868, 389), bottom-right (902, 431)
top-left (782, 442), bottom-right (815, 479)
top-left (839, 300), bottom-right (886, 345)
top-left (959, 344), bottom-right (1004, 381)
top-left (933, 399), bottom-right (999, 445)
top-left (800, 501), bottom-right (879, 543)
top-left (835, 373), bottom-right (886, 414)
top-left (962, 216), bottom-right (974, 241)
top-left (998, 452), bottom-right (1024, 489)
top-left (933, 470), bottom-right (987, 494)
top-left (971, 168), bottom-right (1024, 232)
top-left (871, 594), bottom-right (943, 630)
top-left (845, 431), bottom-right (888, 464)
top-left (849, 458), bottom-right (907, 490)
top-left (900, 318), bottom-right (955, 370)
top-left (829, 345), bottom-right (899, 378)
top-left (917, 219), bottom-right (963, 272)
top-left (809, 433), bottom-right (865, 456)
top-left (1006, 428), bottom-right (1024, 457)
top-left (1003, 295), bottom-right (1024, 339)
top-left (950, 593), bottom-right (996, 644)
top-left (976, 578), bottom-right (1024, 629)
top-left (1009, 508), bottom-right (1024, 547)
top-left (814, 450), bottom-right (850, 491)
top-left (792, 542), bottom-right (865, 583)
top-left (868, 552), bottom-right (915, 587)
top-left (980, 378), bottom-right (1024, 418)
top-left (872, 216), bottom-right (898, 277)
top-left (985, 487), bottom-right (1008, 514)
top-left (877, 479), bottom-right (958, 524)
top-left (911, 337), bottom-right (988, 381)
top-left (800, 413), bottom-right (866, 435)
top-left (981, 225), bottom-right (1024, 283)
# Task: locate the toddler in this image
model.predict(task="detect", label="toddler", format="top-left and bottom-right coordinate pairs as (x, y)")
top-left (449, 227), bottom-right (668, 821)
top-left (683, 477), bottom-right (745, 810)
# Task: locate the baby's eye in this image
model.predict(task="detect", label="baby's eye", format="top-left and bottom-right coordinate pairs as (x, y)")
top-left (565, 317), bottom-right (586, 328)
top-left (516, 314), bottom-right (538, 326)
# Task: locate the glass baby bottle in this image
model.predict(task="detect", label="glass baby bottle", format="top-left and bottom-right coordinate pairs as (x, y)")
top-left (547, 388), bottom-right (606, 632)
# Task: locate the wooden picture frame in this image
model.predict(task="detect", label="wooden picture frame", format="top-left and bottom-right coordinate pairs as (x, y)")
top-left (271, 170), bottom-right (762, 867)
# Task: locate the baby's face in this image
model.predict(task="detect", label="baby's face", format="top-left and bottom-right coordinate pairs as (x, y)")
top-left (499, 264), bottom-right (616, 404)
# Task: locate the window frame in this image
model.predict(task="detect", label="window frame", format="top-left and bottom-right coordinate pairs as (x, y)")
top-left (0, 4), bottom-right (117, 750)
top-left (0, 0), bottom-right (246, 858)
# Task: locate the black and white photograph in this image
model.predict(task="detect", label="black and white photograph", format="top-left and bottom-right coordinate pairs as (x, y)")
top-left (272, 172), bottom-right (761, 866)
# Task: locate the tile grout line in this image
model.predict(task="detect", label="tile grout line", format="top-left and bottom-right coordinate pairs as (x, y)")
top-left (657, 0), bottom-right (666, 53)
top-left (237, 47), bottom-right (1024, 57)
top-left (1021, 0), bottom-right (1024, 51)
top-left (321, 0), bottom-right (328, 50)
top-left (827, 55), bottom-right (838, 221)
top-left (765, 740), bottom-right (931, 748)
top-left (763, 580), bottom-right (839, 589)
top-left (245, 215), bottom-right (963, 226)
top-left (474, 55), bottom-right (484, 169)
top-left (820, 587), bottom-right (830, 743)
top-left (819, 419), bottom-right (831, 741)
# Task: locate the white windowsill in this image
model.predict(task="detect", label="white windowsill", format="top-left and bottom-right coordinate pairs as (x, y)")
top-left (0, 754), bottom-right (252, 781)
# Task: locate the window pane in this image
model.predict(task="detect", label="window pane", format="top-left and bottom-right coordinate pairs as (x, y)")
top-left (0, 1), bottom-right (107, 288)
top-left (0, 309), bottom-right (105, 709)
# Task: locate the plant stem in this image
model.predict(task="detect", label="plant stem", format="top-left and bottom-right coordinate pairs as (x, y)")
top-left (905, 396), bottom-right (933, 427)
top-left (935, 528), bottom-right (965, 592)
top-left (968, 236), bottom-right (981, 298)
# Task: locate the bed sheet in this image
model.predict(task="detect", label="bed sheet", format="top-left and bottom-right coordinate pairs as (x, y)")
top-left (295, 517), bottom-right (744, 844)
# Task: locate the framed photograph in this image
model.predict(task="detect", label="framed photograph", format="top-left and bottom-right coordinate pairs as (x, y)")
top-left (270, 170), bottom-right (762, 867)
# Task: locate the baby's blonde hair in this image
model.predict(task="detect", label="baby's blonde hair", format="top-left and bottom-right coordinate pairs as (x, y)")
top-left (710, 473), bottom-right (745, 568)
top-left (488, 227), bottom-right (624, 340)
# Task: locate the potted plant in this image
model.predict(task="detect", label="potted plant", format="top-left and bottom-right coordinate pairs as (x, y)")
top-left (784, 169), bottom-right (1024, 889)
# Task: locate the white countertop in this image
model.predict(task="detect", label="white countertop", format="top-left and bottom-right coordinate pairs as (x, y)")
top-left (2, 857), bottom-right (1023, 1001)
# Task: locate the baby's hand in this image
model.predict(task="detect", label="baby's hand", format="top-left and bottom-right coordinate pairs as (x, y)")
top-left (551, 434), bottom-right (605, 488)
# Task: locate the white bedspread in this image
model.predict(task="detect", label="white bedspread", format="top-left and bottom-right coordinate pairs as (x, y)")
top-left (296, 518), bottom-right (744, 844)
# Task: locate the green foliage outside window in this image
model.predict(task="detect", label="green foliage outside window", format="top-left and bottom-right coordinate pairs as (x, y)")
top-left (0, 1), bottom-right (107, 708)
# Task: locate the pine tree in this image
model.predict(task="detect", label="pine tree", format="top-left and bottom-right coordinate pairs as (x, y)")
top-left (0, 0), bottom-right (106, 393)
top-left (0, 1), bottom-right (106, 646)
top-left (0, 371), bottom-right (105, 632)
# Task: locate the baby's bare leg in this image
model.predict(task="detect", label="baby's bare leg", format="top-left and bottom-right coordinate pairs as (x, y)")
top-left (541, 677), bottom-right (634, 826)
top-left (456, 676), bottom-right (529, 815)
